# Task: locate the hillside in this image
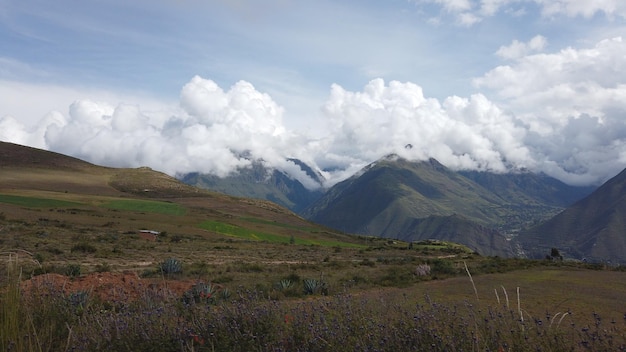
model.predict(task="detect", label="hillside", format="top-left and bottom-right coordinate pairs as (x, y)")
top-left (518, 167), bottom-right (626, 263)
top-left (400, 214), bottom-right (513, 257)
top-left (301, 155), bottom-right (599, 257)
top-left (459, 170), bottom-right (595, 208)
top-left (301, 156), bottom-right (514, 255)
top-left (180, 159), bottom-right (324, 212)
top-left (0, 141), bottom-right (365, 272)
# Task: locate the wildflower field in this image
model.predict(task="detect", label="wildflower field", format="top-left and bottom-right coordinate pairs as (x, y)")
top-left (2, 253), bottom-right (626, 352)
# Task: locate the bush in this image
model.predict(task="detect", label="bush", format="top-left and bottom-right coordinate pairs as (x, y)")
top-left (71, 242), bottom-right (97, 253)
top-left (65, 263), bottom-right (81, 278)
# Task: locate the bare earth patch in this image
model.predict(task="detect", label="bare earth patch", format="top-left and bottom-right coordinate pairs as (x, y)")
top-left (21, 272), bottom-right (198, 302)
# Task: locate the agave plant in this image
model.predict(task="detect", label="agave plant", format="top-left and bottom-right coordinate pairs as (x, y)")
top-left (183, 282), bottom-right (218, 304)
top-left (277, 279), bottom-right (293, 290)
top-left (303, 278), bottom-right (327, 295)
top-left (219, 288), bottom-right (232, 300)
top-left (159, 257), bottom-right (183, 276)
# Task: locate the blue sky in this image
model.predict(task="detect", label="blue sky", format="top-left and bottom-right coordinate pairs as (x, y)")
top-left (2, 0), bottom-right (626, 187)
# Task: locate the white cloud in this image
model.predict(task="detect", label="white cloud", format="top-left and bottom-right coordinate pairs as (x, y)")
top-left (475, 36), bottom-right (626, 184)
top-left (496, 35), bottom-right (547, 59)
top-left (3, 32), bottom-right (626, 189)
top-left (415, 0), bottom-right (626, 26)
top-left (319, 79), bottom-right (530, 174)
top-left (535, 0), bottom-right (626, 19)
top-left (0, 76), bottom-right (325, 188)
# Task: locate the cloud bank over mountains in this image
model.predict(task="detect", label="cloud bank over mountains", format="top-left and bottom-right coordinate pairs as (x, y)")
top-left (2, 35), bottom-right (626, 188)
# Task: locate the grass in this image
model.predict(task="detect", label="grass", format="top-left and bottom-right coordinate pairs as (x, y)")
top-left (0, 194), bottom-right (82, 208)
top-left (198, 220), bottom-right (362, 247)
top-left (100, 199), bottom-right (186, 215)
top-left (3, 261), bottom-right (625, 351)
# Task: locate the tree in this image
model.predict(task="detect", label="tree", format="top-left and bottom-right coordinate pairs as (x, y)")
top-left (550, 247), bottom-right (563, 261)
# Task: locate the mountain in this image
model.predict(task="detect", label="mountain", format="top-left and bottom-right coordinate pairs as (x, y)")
top-left (180, 159), bottom-right (324, 212)
top-left (302, 155), bottom-right (597, 257)
top-left (458, 170), bottom-right (596, 230)
top-left (0, 141), bottom-right (362, 248)
top-left (301, 156), bottom-right (515, 256)
top-left (400, 214), bottom-right (513, 257)
top-left (459, 170), bottom-right (595, 208)
top-left (518, 167), bottom-right (626, 263)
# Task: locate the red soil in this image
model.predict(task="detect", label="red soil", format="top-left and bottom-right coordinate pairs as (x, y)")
top-left (21, 272), bottom-right (198, 302)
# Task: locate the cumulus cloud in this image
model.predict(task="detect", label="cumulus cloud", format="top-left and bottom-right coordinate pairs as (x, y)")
top-left (3, 33), bottom-right (626, 189)
top-left (496, 35), bottom-right (547, 60)
top-left (319, 79), bottom-right (531, 178)
top-left (475, 36), bottom-right (626, 184)
top-left (535, 0), bottom-right (626, 18)
top-left (0, 76), bottom-right (320, 188)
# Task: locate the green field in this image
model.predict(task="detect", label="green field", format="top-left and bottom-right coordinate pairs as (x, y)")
top-left (100, 199), bottom-right (186, 215)
top-left (199, 219), bottom-right (361, 247)
top-left (0, 194), bottom-right (82, 208)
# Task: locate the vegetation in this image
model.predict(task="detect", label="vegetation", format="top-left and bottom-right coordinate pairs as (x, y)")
top-left (0, 194), bottom-right (81, 208)
top-left (1, 141), bottom-right (625, 351)
top-left (101, 199), bottom-right (186, 215)
top-left (2, 259), bottom-right (626, 351)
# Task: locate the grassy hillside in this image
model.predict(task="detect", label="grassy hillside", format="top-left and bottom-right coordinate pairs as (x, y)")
top-left (0, 142), bottom-right (371, 275)
top-left (303, 157), bottom-right (517, 256)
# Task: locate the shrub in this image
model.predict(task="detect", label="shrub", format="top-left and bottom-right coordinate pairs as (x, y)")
top-left (415, 263), bottom-right (431, 277)
top-left (303, 278), bottom-right (328, 295)
top-left (182, 282), bottom-right (218, 304)
top-left (65, 263), bottom-right (81, 278)
top-left (71, 242), bottom-right (97, 253)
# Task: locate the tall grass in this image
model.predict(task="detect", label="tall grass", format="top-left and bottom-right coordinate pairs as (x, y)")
top-left (3, 259), bottom-right (625, 351)
top-left (0, 254), bottom-right (39, 352)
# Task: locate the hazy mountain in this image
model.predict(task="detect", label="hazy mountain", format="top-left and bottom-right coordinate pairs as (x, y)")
top-left (459, 170), bottom-right (595, 208)
top-left (301, 155), bottom-right (597, 257)
top-left (400, 214), bottom-right (514, 257)
top-left (458, 170), bottom-right (596, 231)
top-left (180, 159), bottom-right (324, 212)
top-left (518, 167), bottom-right (626, 263)
top-left (300, 156), bottom-right (514, 255)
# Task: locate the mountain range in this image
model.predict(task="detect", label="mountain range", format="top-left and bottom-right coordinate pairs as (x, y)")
top-left (4, 141), bottom-right (625, 262)
top-left (181, 159), bottom-right (324, 213)
top-left (181, 154), bottom-right (599, 258)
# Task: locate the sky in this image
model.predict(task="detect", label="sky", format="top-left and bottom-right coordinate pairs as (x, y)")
top-left (1, 0), bottom-right (626, 188)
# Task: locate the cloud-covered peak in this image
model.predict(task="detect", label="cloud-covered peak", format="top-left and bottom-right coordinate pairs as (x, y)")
top-left (2, 35), bottom-right (626, 189)
top-left (7, 77), bottom-right (311, 186)
top-left (321, 79), bottom-right (529, 174)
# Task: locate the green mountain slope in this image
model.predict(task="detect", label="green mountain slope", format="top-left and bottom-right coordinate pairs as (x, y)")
top-left (302, 156), bottom-right (516, 255)
top-left (303, 156), bottom-right (507, 232)
top-left (459, 170), bottom-right (595, 207)
top-left (518, 167), bottom-right (626, 263)
top-left (401, 214), bottom-right (513, 257)
top-left (180, 160), bottom-right (323, 212)
top-left (0, 141), bottom-right (360, 251)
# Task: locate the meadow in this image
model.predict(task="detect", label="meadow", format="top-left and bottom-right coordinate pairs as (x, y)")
top-left (2, 254), bottom-right (626, 352)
